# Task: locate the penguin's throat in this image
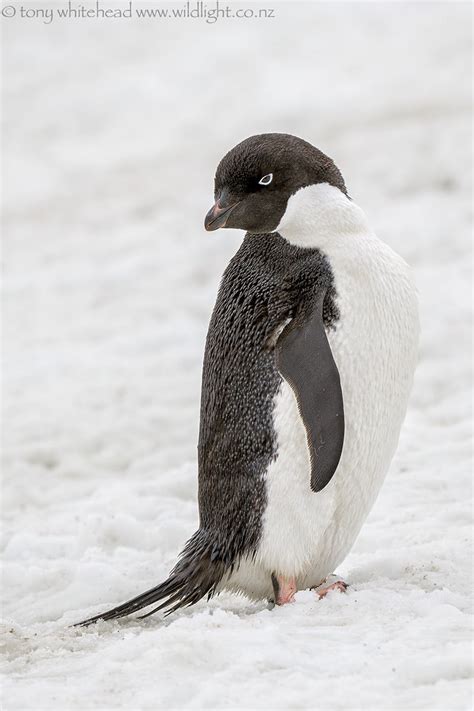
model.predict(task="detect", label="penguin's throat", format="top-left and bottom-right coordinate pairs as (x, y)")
top-left (276, 183), bottom-right (370, 250)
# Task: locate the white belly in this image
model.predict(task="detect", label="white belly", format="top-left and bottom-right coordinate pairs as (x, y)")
top-left (223, 195), bottom-right (419, 601)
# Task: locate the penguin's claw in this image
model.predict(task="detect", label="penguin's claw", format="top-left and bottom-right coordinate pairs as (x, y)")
top-left (272, 575), bottom-right (297, 605)
top-left (316, 580), bottom-right (348, 599)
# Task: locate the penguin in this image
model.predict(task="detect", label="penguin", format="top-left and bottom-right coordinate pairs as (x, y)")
top-left (76, 133), bottom-right (419, 625)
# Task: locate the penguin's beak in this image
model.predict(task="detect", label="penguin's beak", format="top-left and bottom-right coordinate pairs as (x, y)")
top-left (204, 192), bottom-right (240, 231)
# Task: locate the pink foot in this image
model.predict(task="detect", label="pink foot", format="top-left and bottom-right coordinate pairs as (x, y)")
top-left (272, 574), bottom-right (297, 605)
top-left (316, 580), bottom-right (348, 599)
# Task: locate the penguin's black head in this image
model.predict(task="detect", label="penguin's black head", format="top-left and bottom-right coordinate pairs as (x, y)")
top-left (205, 133), bottom-right (347, 233)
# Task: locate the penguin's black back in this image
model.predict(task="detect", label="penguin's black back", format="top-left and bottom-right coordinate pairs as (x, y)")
top-left (197, 232), bottom-right (339, 567)
top-left (75, 231), bottom-right (340, 627)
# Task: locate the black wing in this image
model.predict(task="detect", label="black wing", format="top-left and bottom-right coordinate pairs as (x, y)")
top-left (275, 290), bottom-right (344, 492)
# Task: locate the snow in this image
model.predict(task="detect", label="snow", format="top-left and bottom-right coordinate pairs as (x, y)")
top-left (1, 2), bottom-right (472, 709)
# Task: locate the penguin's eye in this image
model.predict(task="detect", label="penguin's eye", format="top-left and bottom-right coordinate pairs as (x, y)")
top-left (258, 173), bottom-right (273, 186)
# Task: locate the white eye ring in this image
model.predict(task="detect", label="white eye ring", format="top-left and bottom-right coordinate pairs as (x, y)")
top-left (258, 173), bottom-right (273, 186)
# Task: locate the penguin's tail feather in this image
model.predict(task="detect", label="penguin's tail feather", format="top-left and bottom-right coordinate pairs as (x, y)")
top-left (74, 530), bottom-right (228, 627)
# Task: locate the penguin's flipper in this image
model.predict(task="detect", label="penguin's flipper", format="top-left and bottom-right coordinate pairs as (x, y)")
top-left (275, 291), bottom-right (344, 493)
top-left (74, 531), bottom-right (226, 626)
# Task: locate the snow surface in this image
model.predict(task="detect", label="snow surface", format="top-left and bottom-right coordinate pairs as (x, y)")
top-left (1, 2), bottom-right (472, 709)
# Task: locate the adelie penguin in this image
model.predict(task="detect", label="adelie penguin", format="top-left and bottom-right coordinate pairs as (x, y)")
top-left (76, 133), bottom-right (419, 625)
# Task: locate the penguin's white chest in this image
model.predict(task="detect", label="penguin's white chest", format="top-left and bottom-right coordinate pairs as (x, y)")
top-left (254, 187), bottom-right (419, 589)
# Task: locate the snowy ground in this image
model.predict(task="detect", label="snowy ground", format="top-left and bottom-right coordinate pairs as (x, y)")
top-left (1, 2), bottom-right (472, 709)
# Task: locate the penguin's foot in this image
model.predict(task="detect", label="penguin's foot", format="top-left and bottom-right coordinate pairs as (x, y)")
top-left (316, 579), bottom-right (348, 599)
top-left (271, 573), bottom-right (297, 605)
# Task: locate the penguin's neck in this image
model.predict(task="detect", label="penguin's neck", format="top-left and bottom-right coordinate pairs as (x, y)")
top-left (276, 183), bottom-right (372, 252)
